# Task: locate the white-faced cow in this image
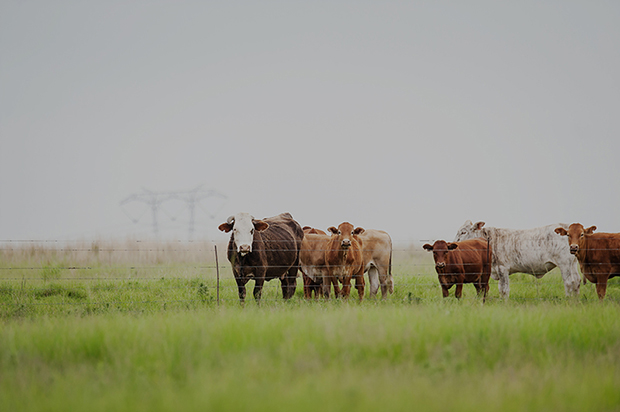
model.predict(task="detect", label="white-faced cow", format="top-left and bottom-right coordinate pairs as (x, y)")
top-left (359, 229), bottom-right (393, 298)
top-left (300, 227), bottom-right (330, 299)
top-left (423, 239), bottom-right (491, 302)
top-left (555, 223), bottom-right (620, 300)
top-left (454, 221), bottom-right (581, 298)
top-left (324, 222), bottom-right (365, 300)
top-left (218, 212), bottom-right (303, 302)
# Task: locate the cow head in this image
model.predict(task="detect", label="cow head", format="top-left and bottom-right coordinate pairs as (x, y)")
top-left (454, 220), bottom-right (485, 242)
top-left (423, 240), bottom-right (458, 271)
top-left (554, 223), bottom-right (597, 255)
top-left (218, 213), bottom-right (269, 256)
top-left (327, 222), bottom-right (364, 249)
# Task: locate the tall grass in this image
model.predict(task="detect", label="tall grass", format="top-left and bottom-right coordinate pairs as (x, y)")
top-left (1, 240), bottom-right (619, 411)
top-left (1, 304), bottom-right (619, 411)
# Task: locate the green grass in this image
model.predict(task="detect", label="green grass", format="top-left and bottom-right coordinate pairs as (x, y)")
top-left (1, 304), bottom-right (619, 412)
top-left (1, 243), bottom-right (620, 411)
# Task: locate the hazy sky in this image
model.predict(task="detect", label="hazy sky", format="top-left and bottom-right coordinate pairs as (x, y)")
top-left (2, 1), bottom-right (619, 244)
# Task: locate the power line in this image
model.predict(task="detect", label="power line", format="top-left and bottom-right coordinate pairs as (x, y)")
top-left (120, 185), bottom-right (227, 238)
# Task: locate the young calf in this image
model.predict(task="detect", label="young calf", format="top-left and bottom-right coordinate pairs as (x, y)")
top-left (423, 238), bottom-right (492, 301)
top-left (324, 222), bottom-right (365, 300)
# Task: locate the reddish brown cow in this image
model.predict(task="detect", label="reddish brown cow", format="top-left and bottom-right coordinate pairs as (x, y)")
top-left (324, 222), bottom-right (365, 300)
top-left (300, 227), bottom-right (330, 299)
top-left (555, 223), bottom-right (620, 300)
top-left (423, 238), bottom-right (492, 301)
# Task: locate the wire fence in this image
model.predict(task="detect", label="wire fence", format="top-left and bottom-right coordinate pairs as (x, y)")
top-left (0, 239), bottom-right (618, 311)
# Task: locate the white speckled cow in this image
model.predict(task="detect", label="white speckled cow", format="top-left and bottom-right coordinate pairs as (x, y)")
top-left (454, 221), bottom-right (581, 298)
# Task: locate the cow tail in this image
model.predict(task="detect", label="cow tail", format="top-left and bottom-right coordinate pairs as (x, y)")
top-left (389, 247), bottom-right (394, 294)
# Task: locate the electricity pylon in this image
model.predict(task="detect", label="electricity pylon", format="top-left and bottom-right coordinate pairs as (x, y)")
top-left (120, 185), bottom-right (227, 238)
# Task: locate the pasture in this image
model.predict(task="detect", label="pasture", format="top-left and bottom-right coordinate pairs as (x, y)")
top-left (1, 240), bottom-right (620, 411)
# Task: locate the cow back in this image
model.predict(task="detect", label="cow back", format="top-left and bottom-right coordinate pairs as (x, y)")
top-left (359, 229), bottom-right (392, 270)
top-left (300, 232), bottom-right (330, 281)
top-left (481, 225), bottom-right (572, 275)
top-left (580, 232), bottom-right (620, 276)
top-left (447, 238), bottom-right (491, 280)
top-left (259, 213), bottom-right (303, 268)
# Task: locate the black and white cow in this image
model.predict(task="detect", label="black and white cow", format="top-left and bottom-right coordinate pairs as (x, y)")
top-left (218, 212), bottom-right (303, 302)
top-left (454, 220), bottom-right (581, 298)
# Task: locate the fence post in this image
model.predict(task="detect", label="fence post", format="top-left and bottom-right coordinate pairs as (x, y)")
top-left (215, 244), bottom-right (220, 307)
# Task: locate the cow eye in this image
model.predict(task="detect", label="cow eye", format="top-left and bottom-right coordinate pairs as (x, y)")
top-left (338, 230), bottom-right (341, 235)
top-left (250, 228), bottom-right (255, 235)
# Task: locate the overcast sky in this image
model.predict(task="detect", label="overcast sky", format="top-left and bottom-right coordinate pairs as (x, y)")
top-left (1, 1), bottom-right (619, 244)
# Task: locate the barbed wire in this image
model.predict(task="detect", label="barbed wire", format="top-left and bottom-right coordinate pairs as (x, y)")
top-left (1, 241), bottom-right (617, 310)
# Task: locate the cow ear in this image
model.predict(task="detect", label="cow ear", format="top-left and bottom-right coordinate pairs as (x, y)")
top-left (448, 243), bottom-right (459, 250)
top-left (585, 226), bottom-right (597, 235)
top-left (474, 221), bottom-right (485, 230)
top-left (555, 227), bottom-right (568, 236)
top-left (253, 220), bottom-right (269, 232)
top-left (353, 227), bottom-right (365, 235)
top-left (422, 244), bottom-right (433, 251)
top-left (218, 222), bottom-right (233, 233)
top-left (328, 226), bottom-right (338, 235)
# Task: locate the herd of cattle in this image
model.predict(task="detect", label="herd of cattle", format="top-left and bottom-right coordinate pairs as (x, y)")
top-left (218, 212), bottom-right (620, 302)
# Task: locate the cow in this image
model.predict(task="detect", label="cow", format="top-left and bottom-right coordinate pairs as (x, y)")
top-left (454, 221), bottom-right (581, 298)
top-left (423, 238), bottom-right (492, 301)
top-left (324, 222), bottom-right (365, 300)
top-left (359, 229), bottom-right (393, 298)
top-left (300, 227), bottom-right (331, 299)
top-left (554, 223), bottom-right (620, 300)
top-left (218, 212), bottom-right (303, 302)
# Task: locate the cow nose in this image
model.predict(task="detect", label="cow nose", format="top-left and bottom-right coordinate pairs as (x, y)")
top-left (436, 262), bottom-right (446, 269)
top-left (239, 244), bottom-right (251, 255)
top-left (570, 245), bottom-right (579, 254)
top-left (341, 239), bottom-right (351, 247)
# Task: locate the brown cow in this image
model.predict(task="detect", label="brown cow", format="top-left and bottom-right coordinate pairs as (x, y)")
top-left (300, 227), bottom-right (331, 299)
top-left (423, 238), bottom-right (492, 301)
top-left (555, 223), bottom-right (620, 300)
top-left (324, 222), bottom-right (365, 300)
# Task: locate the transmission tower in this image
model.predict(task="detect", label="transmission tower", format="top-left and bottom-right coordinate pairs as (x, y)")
top-left (120, 185), bottom-right (227, 238)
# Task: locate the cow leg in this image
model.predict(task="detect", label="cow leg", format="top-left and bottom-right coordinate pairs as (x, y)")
top-left (322, 272), bottom-right (333, 299)
top-left (333, 277), bottom-right (341, 297)
top-left (234, 273), bottom-right (249, 303)
top-left (441, 284), bottom-right (450, 298)
top-left (496, 268), bottom-right (510, 298)
top-left (455, 282), bottom-right (463, 299)
top-left (558, 259), bottom-right (581, 296)
top-left (281, 267), bottom-right (297, 300)
top-left (367, 266), bottom-right (379, 298)
top-left (595, 276), bottom-right (609, 300)
top-left (379, 267), bottom-right (389, 299)
top-left (341, 276), bottom-right (352, 299)
top-left (253, 278), bottom-right (265, 302)
top-left (315, 278), bottom-right (324, 299)
top-left (302, 274), bottom-right (312, 299)
top-left (354, 269), bottom-right (365, 301)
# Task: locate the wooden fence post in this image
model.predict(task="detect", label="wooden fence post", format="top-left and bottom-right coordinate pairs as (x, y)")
top-left (215, 244), bottom-right (220, 306)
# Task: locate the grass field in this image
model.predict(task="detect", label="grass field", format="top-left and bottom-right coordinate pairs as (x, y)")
top-left (1, 241), bottom-right (619, 411)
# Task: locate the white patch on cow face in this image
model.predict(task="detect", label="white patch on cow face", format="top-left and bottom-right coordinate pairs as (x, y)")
top-left (231, 213), bottom-right (256, 256)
